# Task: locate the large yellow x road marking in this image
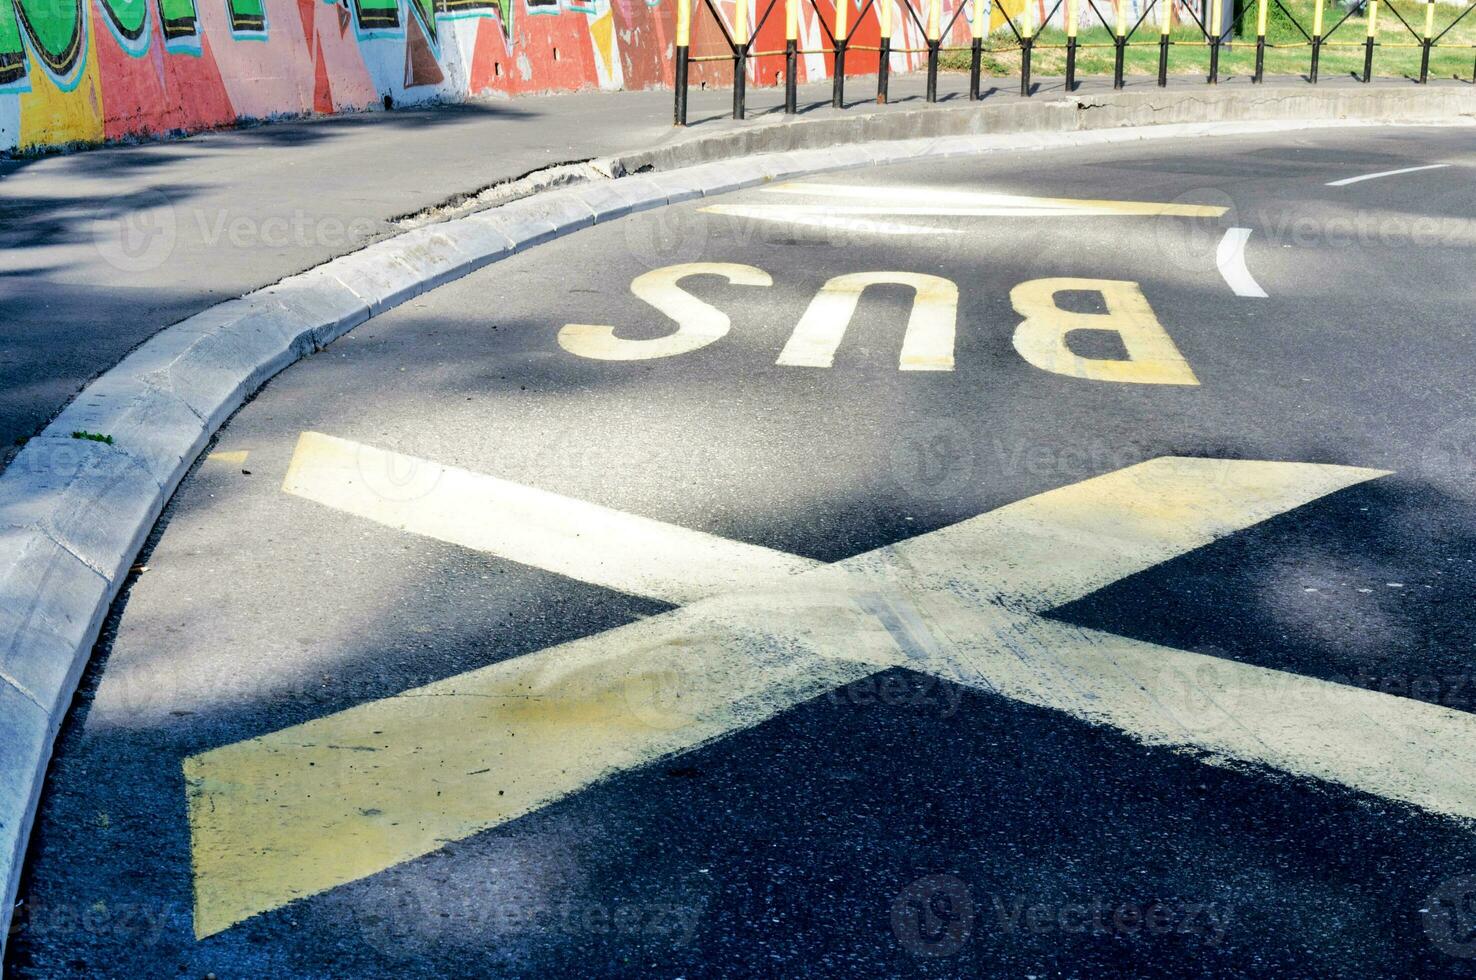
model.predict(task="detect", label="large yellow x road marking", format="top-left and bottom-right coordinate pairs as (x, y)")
top-left (185, 434), bottom-right (1462, 942)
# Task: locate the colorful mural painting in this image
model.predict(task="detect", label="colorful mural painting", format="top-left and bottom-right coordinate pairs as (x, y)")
top-left (0, 0), bottom-right (972, 154)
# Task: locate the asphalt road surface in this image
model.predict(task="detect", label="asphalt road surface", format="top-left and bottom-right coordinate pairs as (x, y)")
top-left (11, 125), bottom-right (1476, 978)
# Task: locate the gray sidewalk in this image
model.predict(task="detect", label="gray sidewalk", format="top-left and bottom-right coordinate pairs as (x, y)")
top-left (0, 70), bottom-right (1460, 464)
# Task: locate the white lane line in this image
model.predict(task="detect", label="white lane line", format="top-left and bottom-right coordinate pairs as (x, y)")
top-left (1216, 228), bottom-right (1268, 299)
top-left (1325, 163), bottom-right (1450, 187)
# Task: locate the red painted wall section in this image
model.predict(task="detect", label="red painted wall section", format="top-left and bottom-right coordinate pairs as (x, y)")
top-left (616, 0), bottom-right (674, 89)
top-left (97, 25), bottom-right (237, 141)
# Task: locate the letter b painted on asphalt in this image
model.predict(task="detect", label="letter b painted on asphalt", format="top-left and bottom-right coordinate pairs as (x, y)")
top-left (1010, 277), bottom-right (1199, 386)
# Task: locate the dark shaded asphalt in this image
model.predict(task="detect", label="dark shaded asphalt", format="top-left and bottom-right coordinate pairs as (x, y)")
top-left (10, 125), bottom-right (1476, 977)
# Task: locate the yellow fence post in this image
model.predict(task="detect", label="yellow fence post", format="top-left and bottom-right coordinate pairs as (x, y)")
top-left (1254, 0), bottom-right (1269, 81)
top-left (1311, 0), bottom-right (1325, 80)
top-left (833, 0), bottom-right (849, 107)
top-left (926, 0), bottom-right (941, 101)
top-left (1209, 0), bottom-right (1224, 83)
top-left (733, 0), bottom-right (749, 117)
top-left (877, 0), bottom-right (892, 102)
top-left (1067, 0), bottom-right (1081, 90)
top-left (1157, 0), bottom-right (1171, 85)
top-left (970, 0), bottom-right (987, 98)
top-left (1020, 0), bottom-right (1036, 97)
top-left (784, 0), bottom-right (798, 111)
top-left (1113, 0), bottom-right (1127, 88)
top-left (1420, 0), bottom-right (1435, 82)
top-left (674, 0), bottom-right (691, 124)
top-left (1363, 0), bottom-right (1379, 82)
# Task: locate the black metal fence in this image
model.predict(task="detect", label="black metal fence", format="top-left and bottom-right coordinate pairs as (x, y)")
top-left (671, 0), bottom-right (1476, 123)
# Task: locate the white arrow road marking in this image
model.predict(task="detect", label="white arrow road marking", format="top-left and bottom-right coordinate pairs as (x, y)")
top-left (1216, 228), bottom-right (1268, 298)
top-left (1325, 163), bottom-right (1450, 187)
top-left (186, 439), bottom-right (1415, 941)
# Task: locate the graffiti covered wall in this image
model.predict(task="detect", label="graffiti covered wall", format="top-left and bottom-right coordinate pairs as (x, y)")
top-left (0, 0), bottom-right (970, 154)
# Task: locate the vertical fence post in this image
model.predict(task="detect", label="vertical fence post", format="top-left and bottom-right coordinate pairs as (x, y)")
top-left (1208, 0), bottom-right (1222, 83)
top-left (1310, 0), bottom-right (1324, 80)
top-left (1158, 0), bottom-right (1171, 85)
top-left (1066, 0), bottom-right (1080, 90)
top-left (877, 0), bottom-right (891, 101)
top-left (970, 0), bottom-right (986, 97)
top-left (926, 0), bottom-right (941, 101)
top-left (785, 0), bottom-right (798, 111)
top-left (733, 0), bottom-right (748, 117)
top-left (833, 0), bottom-right (849, 106)
top-left (674, 0), bottom-right (691, 124)
top-left (1020, 0), bottom-right (1034, 95)
top-left (1363, 0), bottom-right (1377, 82)
top-left (1420, 0), bottom-right (1434, 82)
top-left (1254, 0), bottom-right (1268, 81)
top-left (1113, 0), bottom-right (1126, 88)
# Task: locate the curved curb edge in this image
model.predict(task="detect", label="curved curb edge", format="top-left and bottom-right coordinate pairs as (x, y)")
top-left (2, 105), bottom-right (1474, 958)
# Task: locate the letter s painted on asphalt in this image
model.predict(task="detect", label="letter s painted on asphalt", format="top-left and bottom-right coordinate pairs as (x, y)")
top-left (558, 262), bottom-right (771, 361)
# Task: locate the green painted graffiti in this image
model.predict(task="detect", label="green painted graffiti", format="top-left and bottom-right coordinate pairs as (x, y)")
top-left (353, 0), bottom-right (407, 31)
top-left (353, 0), bottom-right (516, 43)
top-left (0, 0), bottom-right (151, 86)
top-left (228, 0), bottom-right (266, 34)
top-left (0, 3), bottom-right (23, 85)
top-left (0, 0), bottom-right (85, 84)
top-left (441, 0), bottom-right (515, 38)
top-left (157, 0), bottom-right (199, 43)
top-left (0, 0), bottom-right (519, 89)
top-left (101, 0), bottom-right (151, 44)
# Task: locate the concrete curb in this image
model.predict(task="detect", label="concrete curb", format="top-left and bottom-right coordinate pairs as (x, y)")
top-left (595, 82), bottom-right (1476, 176)
top-left (2, 89), bottom-right (1474, 956)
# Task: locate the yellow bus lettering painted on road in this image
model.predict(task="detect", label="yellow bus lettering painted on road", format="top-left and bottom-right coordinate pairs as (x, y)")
top-left (1010, 277), bottom-right (1199, 386)
top-left (563, 266), bottom-right (1197, 385)
top-left (777, 271), bottom-right (959, 371)
top-left (558, 262), bottom-right (771, 361)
